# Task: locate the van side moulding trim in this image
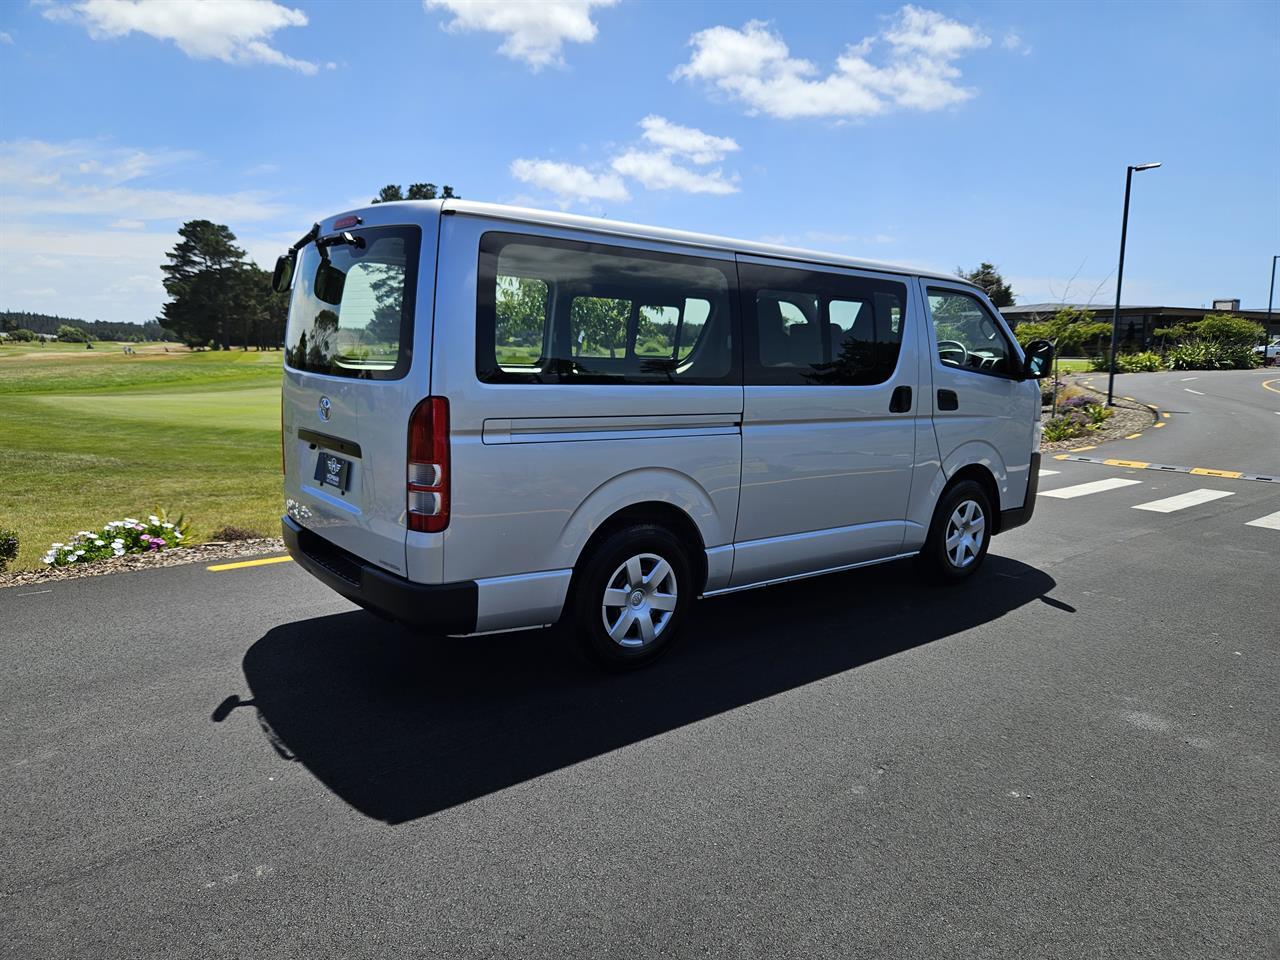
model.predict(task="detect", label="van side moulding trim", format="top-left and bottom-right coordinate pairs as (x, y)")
top-left (700, 551), bottom-right (920, 598)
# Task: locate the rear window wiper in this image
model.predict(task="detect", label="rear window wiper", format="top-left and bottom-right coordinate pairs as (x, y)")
top-left (317, 231), bottom-right (366, 253)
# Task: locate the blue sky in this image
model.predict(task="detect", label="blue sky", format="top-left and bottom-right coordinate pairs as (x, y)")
top-left (1, 0), bottom-right (1276, 325)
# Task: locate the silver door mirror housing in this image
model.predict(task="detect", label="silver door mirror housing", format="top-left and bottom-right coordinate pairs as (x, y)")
top-left (1021, 339), bottom-right (1054, 379)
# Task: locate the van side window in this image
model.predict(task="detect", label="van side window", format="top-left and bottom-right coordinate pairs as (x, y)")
top-left (927, 289), bottom-right (1014, 376)
top-left (742, 263), bottom-right (907, 386)
top-left (478, 233), bottom-right (737, 385)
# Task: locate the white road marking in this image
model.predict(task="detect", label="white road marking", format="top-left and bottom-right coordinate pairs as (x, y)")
top-left (1038, 469), bottom-right (1060, 477)
top-left (1245, 510), bottom-right (1280, 530)
top-left (1041, 478), bottom-right (1143, 500)
top-left (1132, 488), bottom-right (1235, 513)
top-left (1184, 388), bottom-right (1205, 395)
top-left (1179, 376), bottom-right (1199, 381)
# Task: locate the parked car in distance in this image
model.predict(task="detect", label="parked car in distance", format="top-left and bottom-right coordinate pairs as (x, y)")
top-left (1253, 337), bottom-right (1279, 364)
top-left (274, 201), bottom-right (1053, 668)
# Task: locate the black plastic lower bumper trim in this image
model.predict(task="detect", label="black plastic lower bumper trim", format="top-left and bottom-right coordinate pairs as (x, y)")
top-left (998, 451), bottom-right (1040, 534)
top-left (282, 517), bottom-right (477, 634)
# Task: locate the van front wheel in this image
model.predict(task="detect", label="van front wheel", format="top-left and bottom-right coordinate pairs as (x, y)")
top-left (572, 523), bottom-right (692, 669)
top-left (919, 480), bottom-right (993, 582)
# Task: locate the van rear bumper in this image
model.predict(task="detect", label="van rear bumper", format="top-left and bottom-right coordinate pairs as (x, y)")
top-left (997, 452), bottom-right (1040, 534)
top-left (282, 517), bottom-right (477, 634)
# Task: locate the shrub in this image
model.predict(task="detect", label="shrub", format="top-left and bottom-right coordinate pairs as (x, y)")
top-left (41, 511), bottom-right (189, 567)
top-left (1092, 350), bottom-right (1164, 373)
top-left (8, 328), bottom-right (37, 342)
top-left (1118, 351), bottom-right (1163, 373)
top-left (1060, 393), bottom-right (1095, 411)
top-left (0, 528), bottom-right (18, 573)
top-left (1085, 403), bottom-right (1114, 427)
top-left (1042, 413), bottom-right (1089, 442)
top-left (56, 324), bottom-right (90, 343)
top-left (1191, 313), bottom-right (1264, 346)
top-left (1166, 339), bottom-right (1259, 371)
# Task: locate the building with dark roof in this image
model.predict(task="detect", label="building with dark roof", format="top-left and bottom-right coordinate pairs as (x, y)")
top-left (999, 301), bottom-right (1276, 351)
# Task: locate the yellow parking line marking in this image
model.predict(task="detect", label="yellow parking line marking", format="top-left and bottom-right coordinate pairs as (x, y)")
top-left (1104, 459), bottom-right (1150, 469)
top-left (1070, 445), bottom-right (1097, 452)
top-left (1122, 396), bottom-right (1135, 401)
top-left (1262, 379), bottom-right (1280, 395)
top-left (1125, 433), bottom-right (1143, 439)
top-left (1153, 422), bottom-right (1165, 428)
top-left (1054, 454), bottom-right (1069, 460)
top-left (207, 556), bottom-right (293, 572)
top-left (1189, 468), bottom-right (1243, 479)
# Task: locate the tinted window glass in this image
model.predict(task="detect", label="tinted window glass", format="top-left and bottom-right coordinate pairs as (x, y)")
top-left (928, 289), bottom-right (1013, 375)
top-left (742, 263), bottom-right (906, 386)
top-left (478, 233), bottom-right (737, 384)
top-left (285, 225), bottom-right (420, 379)
top-left (495, 276), bottom-right (548, 367)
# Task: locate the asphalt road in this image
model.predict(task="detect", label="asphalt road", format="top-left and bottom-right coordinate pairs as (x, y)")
top-left (3, 370), bottom-right (1277, 959)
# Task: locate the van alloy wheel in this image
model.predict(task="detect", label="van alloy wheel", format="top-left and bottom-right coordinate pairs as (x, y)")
top-left (601, 553), bottom-right (678, 648)
top-left (945, 499), bottom-right (986, 568)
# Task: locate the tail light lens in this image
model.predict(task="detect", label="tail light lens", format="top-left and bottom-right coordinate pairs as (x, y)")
top-left (407, 397), bottom-right (449, 533)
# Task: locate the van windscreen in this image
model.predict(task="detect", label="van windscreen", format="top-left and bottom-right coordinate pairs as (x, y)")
top-left (284, 225), bottom-right (420, 380)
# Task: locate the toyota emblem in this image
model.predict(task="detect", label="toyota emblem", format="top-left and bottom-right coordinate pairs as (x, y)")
top-left (318, 396), bottom-right (332, 421)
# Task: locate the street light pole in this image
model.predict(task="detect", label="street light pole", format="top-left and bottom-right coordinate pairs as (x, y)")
top-left (1106, 162), bottom-right (1162, 407)
top-left (1266, 255), bottom-right (1278, 366)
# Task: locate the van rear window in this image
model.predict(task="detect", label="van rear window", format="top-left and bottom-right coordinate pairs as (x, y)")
top-left (477, 232), bottom-right (737, 385)
top-left (284, 225), bottom-right (420, 380)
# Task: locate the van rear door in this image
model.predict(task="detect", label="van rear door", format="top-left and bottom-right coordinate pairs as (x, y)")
top-left (281, 214), bottom-right (436, 579)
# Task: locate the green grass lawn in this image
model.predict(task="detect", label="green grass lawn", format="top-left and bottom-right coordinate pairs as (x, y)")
top-left (1053, 357), bottom-right (1095, 374)
top-left (1, 342), bottom-right (284, 570)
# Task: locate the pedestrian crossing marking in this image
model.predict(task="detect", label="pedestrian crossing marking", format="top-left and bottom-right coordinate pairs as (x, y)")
top-left (1038, 469), bottom-right (1060, 477)
top-left (1041, 478), bottom-right (1143, 500)
top-left (1245, 511), bottom-right (1280, 531)
top-left (1133, 489), bottom-right (1235, 513)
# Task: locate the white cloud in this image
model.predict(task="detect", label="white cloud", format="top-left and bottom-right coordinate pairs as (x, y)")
top-left (638, 115), bottom-right (739, 163)
top-left (509, 158), bottom-right (629, 206)
top-left (425, 0), bottom-right (617, 70)
top-left (0, 140), bottom-right (283, 223)
top-left (43, 0), bottom-right (319, 74)
top-left (674, 6), bottom-right (990, 119)
top-left (513, 115), bottom-right (742, 206)
top-left (0, 31), bottom-right (13, 45)
top-left (1002, 30), bottom-right (1031, 55)
top-left (611, 150), bottom-right (737, 195)
top-left (0, 140), bottom-right (296, 323)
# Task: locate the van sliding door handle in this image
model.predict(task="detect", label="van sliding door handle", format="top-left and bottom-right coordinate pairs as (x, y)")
top-left (889, 386), bottom-right (912, 413)
top-left (937, 389), bottom-right (959, 411)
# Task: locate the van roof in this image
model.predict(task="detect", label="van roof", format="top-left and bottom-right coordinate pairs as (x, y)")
top-left (352, 199), bottom-right (970, 287)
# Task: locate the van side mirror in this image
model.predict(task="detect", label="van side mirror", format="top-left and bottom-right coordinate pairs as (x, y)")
top-left (271, 254), bottom-right (295, 293)
top-left (1021, 339), bottom-right (1054, 379)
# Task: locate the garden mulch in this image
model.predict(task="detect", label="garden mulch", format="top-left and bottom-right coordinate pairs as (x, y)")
top-left (0, 538), bottom-right (287, 588)
top-left (1039, 377), bottom-right (1158, 453)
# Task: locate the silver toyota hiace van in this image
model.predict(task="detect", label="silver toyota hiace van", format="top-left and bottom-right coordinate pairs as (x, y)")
top-left (275, 201), bottom-right (1052, 667)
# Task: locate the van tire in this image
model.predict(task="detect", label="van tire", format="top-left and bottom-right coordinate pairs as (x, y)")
top-left (572, 523), bottom-right (693, 670)
top-left (918, 479), bottom-right (993, 583)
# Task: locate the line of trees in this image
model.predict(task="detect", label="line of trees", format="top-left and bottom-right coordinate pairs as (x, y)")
top-left (0, 312), bottom-right (168, 342)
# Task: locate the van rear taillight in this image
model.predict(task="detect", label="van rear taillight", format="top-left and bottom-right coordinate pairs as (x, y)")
top-left (407, 397), bottom-right (449, 533)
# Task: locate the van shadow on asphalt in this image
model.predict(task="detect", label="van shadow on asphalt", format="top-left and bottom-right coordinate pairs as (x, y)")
top-left (233, 555), bottom-right (1056, 825)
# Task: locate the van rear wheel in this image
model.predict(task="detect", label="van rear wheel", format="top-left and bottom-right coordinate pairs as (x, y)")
top-left (572, 523), bottom-right (692, 669)
top-left (918, 479), bottom-right (993, 582)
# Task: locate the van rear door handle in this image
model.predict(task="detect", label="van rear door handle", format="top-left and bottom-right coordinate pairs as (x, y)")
top-left (937, 389), bottom-right (959, 411)
top-left (889, 385), bottom-right (912, 413)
